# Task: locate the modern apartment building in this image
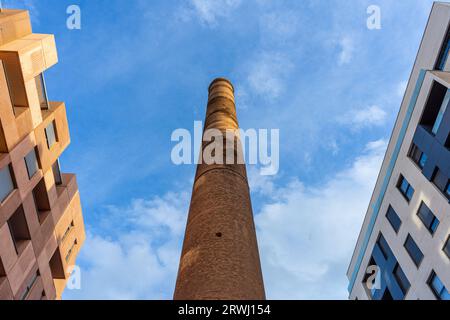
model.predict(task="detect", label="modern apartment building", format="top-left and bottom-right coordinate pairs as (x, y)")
top-left (0, 10), bottom-right (85, 300)
top-left (347, 2), bottom-right (450, 300)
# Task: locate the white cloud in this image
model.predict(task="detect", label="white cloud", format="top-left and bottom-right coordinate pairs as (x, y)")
top-left (65, 140), bottom-right (387, 300)
top-left (340, 105), bottom-right (387, 128)
top-left (64, 192), bottom-right (189, 300)
top-left (247, 52), bottom-right (293, 99)
top-left (255, 139), bottom-right (387, 299)
top-left (259, 11), bottom-right (299, 40)
top-left (338, 36), bottom-right (354, 66)
top-left (186, 0), bottom-right (242, 26)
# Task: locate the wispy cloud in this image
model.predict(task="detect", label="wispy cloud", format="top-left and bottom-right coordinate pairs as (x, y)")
top-left (181, 0), bottom-right (242, 26)
top-left (64, 192), bottom-right (189, 300)
top-left (338, 36), bottom-right (354, 66)
top-left (339, 105), bottom-right (387, 129)
top-left (255, 139), bottom-right (387, 299)
top-left (246, 52), bottom-right (293, 99)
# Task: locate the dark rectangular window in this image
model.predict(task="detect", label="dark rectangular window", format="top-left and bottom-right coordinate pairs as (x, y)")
top-left (386, 206), bottom-right (402, 233)
top-left (417, 202), bottom-right (440, 235)
top-left (20, 270), bottom-right (39, 300)
top-left (49, 249), bottom-right (65, 280)
top-left (397, 175), bottom-right (414, 202)
top-left (432, 90), bottom-right (450, 135)
top-left (35, 73), bottom-right (48, 110)
top-left (7, 206), bottom-right (31, 255)
top-left (377, 234), bottom-right (392, 260)
top-left (404, 235), bottom-right (424, 267)
top-left (0, 258), bottom-right (5, 277)
top-left (44, 121), bottom-right (57, 149)
top-left (436, 26), bottom-right (450, 70)
top-left (393, 263), bottom-right (410, 297)
top-left (444, 237), bottom-right (450, 259)
top-left (409, 144), bottom-right (428, 169)
top-left (428, 271), bottom-right (450, 300)
top-left (24, 149), bottom-right (39, 179)
top-left (65, 239), bottom-right (78, 263)
top-left (32, 179), bottom-right (51, 224)
top-left (0, 165), bottom-right (15, 202)
top-left (432, 168), bottom-right (448, 196)
top-left (61, 221), bottom-right (74, 243)
top-left (420, 81), bottom-right (448, 133)
top-left (52, 160), bottom-right (62, 186)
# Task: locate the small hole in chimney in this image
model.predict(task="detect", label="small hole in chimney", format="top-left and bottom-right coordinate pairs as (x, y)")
top-left (216, 232), bottom-right (222, 238)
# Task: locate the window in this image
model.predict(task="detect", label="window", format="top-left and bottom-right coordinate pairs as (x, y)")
top-left (417, 202), bottom-right (439, 235)
top-left (7, 206), bottom-right (31, 255)
top-left (404, 235), bottom-right (424, 267)
top-left (24, 149), bottom-right (39, 179)
top-left (432, 168), bottom-right (448, 196)
top-left (52, 160), bottom-right (62, 186)
top-left (32, 179), bottom-right (51, 224)
top-left (386, 206), bottom-right (402, 233)
top-left (0, 258), bottom-right (5, 277)
top-left (397, 175), bottom-right (414, 202)
top-left (61, 221), bottom-right (74, 243)
top-left (436, 26), bottom-right (450, 70)
top-left (428, 271), bottom-right (450, 300)
top-left (0, 165), bottom-right (15, 202)
top-left (381, 288), bottom-right (393, 300)
top-left (409, 144), bottom-right (427, 169)
top-left (393, 263), bottom-right (410, 297)
top-left (44, 121), bottom-right (57, 149)
top-left (446, 181), bottom-right (450, 199)
top-left (432, 90), bottom-right (450, 135)
top-left (49, 250), bottom-right (65, 280)
top-left (35, 73), bottom-right (48, 110)
top-left (444, 237), bottom-right (450, 259)
top-left (446, 133), bottom-right (450, 149)
top-left (377, 234), bottom-right (392, 260)
top-left (65, 239), bottom-right (78, 263)
top-left (420, 81), bottom-right (448, 132)
top-left (20, 270), bottom-right (39, 300)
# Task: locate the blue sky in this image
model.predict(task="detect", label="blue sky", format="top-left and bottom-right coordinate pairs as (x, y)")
top-left (4, 0), bottom-right (440, 299)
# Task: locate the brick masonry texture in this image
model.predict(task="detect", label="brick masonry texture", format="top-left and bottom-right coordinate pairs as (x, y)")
top-left (174, 78), bottom-right (266, 300)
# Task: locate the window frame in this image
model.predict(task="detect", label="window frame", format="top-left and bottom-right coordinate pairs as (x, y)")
top-left (397, 175), bottom-right (414, 202)
top-left (393, 263), bottom-right (410, 298)
top-left (24, 148), bottom-right (39, 180)
top-left (386, 205), bottom-right (402, 233)
top-left (44, 121), bottom-right (58, 149)
top-left (428, 271), bottom-right (450, 300)
top-left (417, 202), bottom-right (440, 235)
top-left (443, 237), bottom-right (450, 259)
top-left (404, 234), bottom-right (424, 268)
top-left (408, 144), bottom-right (427, 170)
top-left (0, 165), bottom-right (16, 203)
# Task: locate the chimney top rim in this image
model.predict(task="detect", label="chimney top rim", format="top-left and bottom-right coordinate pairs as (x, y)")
top-left (208, 77), bottom-right (234, 93)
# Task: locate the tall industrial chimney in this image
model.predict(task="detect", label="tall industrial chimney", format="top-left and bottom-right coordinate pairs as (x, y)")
top-left (174, 78), bottom-right (266, 300)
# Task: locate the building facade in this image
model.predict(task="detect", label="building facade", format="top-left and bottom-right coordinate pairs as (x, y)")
top-left (0, 10), bottom-right (85, 300)
top-left (347, 2), bottom-right (450, 300)
top-left (174, 78), bottom-right (265, 300)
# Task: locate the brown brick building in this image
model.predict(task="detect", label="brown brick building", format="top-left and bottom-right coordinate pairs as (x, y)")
top-left (174, 78), bottom-right (265, 300)
top-left (0, 9), bottom-right (85, 300)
